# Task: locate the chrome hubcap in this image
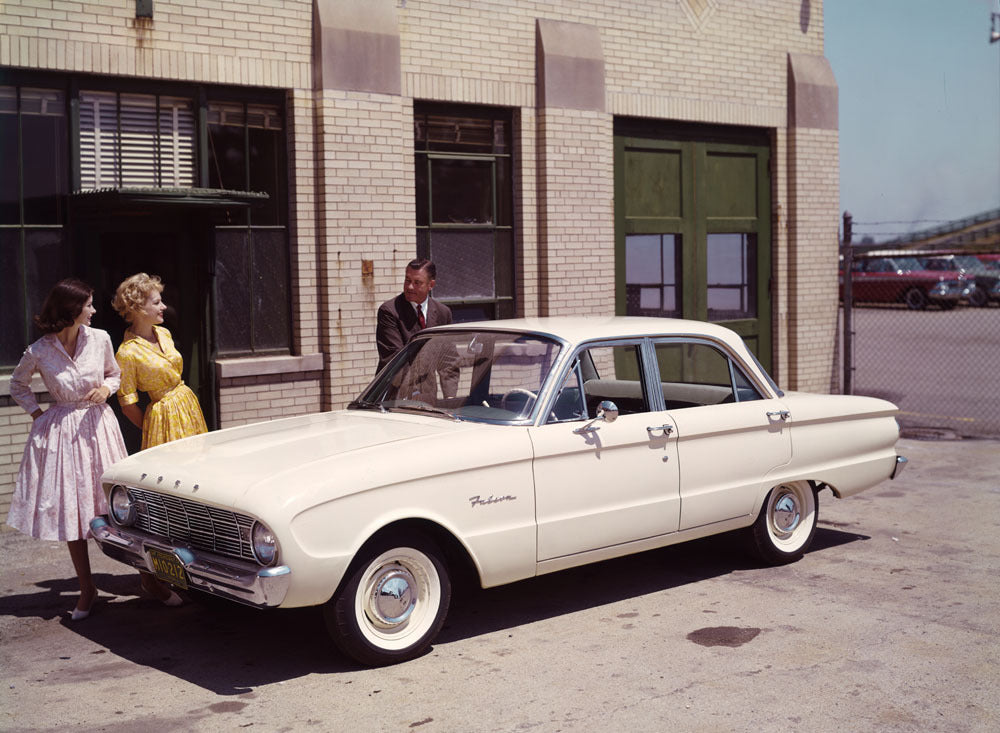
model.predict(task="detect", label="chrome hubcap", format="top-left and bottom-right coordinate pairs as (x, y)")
top-left (772, 491), bottom-right (801, 536)
top-left (368, 565), bottom-right (417, 629)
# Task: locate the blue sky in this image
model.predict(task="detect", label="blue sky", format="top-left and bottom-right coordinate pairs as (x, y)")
top-left (825, 0), bottom-right (1000, 242)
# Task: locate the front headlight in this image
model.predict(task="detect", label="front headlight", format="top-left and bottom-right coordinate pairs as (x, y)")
top-left (251, 521), bottom-right (279, 566)
top-left (109, 484), bottom-right (136, 526)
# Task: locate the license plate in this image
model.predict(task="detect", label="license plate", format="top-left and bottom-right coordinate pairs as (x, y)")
top-left (148, 548), bottom-right (188, 590)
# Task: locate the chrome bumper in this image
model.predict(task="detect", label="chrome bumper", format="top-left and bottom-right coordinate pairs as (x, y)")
top-left (890, 455), bottom-right (908, 480)
top-left (89, 516), bottom-right (291, 608)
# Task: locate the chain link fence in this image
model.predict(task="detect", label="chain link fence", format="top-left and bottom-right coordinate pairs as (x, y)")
top-left (836, 250), bottom-right (1000, 439)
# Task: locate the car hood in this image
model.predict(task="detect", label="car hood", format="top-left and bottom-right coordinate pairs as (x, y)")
top-left (101, 410), bottom-right (474, 508)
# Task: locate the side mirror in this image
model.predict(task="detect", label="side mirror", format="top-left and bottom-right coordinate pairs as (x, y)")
top-left (597, 400), bottom-right (618, 423)
top-left (574, 400), bottom-right (619, 434)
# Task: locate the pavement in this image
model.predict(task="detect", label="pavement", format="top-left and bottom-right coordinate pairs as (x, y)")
top-left (1, 436), bottom-right (998, 732)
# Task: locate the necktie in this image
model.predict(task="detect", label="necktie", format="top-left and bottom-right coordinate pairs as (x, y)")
top-left (417, 306), bottom-right (426, 330)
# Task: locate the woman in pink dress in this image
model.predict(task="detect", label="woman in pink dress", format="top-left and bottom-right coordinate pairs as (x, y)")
top-left (7, 279), bottom-right (128, 621)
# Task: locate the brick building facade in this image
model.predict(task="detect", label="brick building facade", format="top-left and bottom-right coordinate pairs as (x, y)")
top-left (0, 0), bottom-right (840, 523)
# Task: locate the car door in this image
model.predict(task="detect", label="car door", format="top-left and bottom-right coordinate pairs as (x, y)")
top-left (651, 338), bottom-right (792, 530)
top-left (530, 340), bottom-right (680, 561)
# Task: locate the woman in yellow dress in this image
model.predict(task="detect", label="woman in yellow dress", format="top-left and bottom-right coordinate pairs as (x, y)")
top-left (111, 273), bottom-right (208, 607)
top-left (111, 273), bottom-right (207, 450)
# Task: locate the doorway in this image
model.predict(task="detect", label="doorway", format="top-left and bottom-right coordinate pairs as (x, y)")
top-left (74, 217), bottom-right (216, 453)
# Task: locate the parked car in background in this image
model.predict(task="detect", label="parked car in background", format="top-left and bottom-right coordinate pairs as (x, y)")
top-left (841, 255), bottom-right (969, 310)
top-left (90, 318), bottom-right (907, 666)
top-left (919, 254), bottom-right (1000, 307)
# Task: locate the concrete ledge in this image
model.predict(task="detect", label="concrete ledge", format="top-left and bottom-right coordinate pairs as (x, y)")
top-left (788, 53), bottom-right (838, 131)
top-left (0, 374), bottom-right (48, 400)
top-left (536, 18), bottom-right (605, 112)
top-left (215, 353), bottom-right (324, 380)
top-left (313, 0), bottom-right (401, 94)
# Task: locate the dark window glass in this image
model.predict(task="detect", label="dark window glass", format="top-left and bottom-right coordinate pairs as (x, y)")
top-left (430, 158), bottom-right (492, 225)
top-left (707, 233), bottom-right (756, 320)
top-left (22, 89), bottom-right (67, 224)
top-left (215, 227), bottom-right (290, 355)
top-left (495, 156), bottom-right (511, 226)
top-left (0, 229), bottom-right (25, 365)
top-left (415, 158), bottom-right (429, 227)
top-left (625, 233), bottom-right (680, 317)
top-left (251, 229), bottom-right (290, 350)
top-left (0, 87), bottom-right (19, 225)
top-left (208, 103), bottom-right (246, 191)
top-left (247, 105), bottom-right (285, 226)
top-left (428, 230), bottom-right (495, 300)
top-left (25, 229), bottom-right (71, 324)
top-left (215, 229), bottom-right (252, 354)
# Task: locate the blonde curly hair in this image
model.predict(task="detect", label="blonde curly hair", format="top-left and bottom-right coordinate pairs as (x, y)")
top-left (112, 272), bottom-right (164, 323)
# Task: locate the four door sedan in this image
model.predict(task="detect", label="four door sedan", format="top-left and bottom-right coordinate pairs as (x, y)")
top-left (90, 318), bottom-right (906, 666)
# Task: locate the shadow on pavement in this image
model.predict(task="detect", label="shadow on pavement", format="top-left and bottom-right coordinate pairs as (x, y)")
top-left (0, 526), bottom-right (866, 693)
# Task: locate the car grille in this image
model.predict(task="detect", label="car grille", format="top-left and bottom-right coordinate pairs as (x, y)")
top-left (126, 486), bottom-right (257, 563)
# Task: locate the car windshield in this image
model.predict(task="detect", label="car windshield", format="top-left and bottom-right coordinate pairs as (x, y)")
top-left (353, 330), bottom-right (564, 423)
top-left (892, 257), bottom-right (922, 271)
top-left (953, 255), bottom-right (984, 271)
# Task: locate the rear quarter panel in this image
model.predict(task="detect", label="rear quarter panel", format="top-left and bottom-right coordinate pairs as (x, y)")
top-left (768, 393), bottom-right (901, 498)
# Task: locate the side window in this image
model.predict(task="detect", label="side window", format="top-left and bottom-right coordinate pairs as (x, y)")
top-left (575, 343), bottom-right (650, 417)
top-left (654, 341), bottom-right (762, 408)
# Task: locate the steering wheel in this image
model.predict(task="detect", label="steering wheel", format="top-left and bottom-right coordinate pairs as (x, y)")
top-left (500, 388), bottom-right (538, 413)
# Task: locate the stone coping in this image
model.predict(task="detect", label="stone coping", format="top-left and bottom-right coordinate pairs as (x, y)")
top-left (215, 353), bottom-right (324, 379)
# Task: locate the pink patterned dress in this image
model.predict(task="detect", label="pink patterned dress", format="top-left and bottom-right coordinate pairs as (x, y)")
top-left (7, 326), bottom-right (128, 541)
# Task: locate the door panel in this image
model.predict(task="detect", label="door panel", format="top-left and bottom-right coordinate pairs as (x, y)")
top-left (531, 341), bottom-right (680, 561)
top-left (531, 412), bottom-right (679, 560)
top-left (671, 400), bottom-right (791, 530)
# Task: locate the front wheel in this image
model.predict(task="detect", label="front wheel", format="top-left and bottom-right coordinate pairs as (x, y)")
top-left (748, 482), bottom-right (818, 565)
top-left (903, 287), bottom-right (927, 310)
top-left (324, 534), bottom-right (451, 666)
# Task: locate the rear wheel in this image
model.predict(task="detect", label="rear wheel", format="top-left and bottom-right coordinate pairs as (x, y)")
top-left (324, 533), bottom-right (451, 666)
top-left (749, 482), bottom-right (818, 565)
top-left (903, 288), bottom-right (927, 310)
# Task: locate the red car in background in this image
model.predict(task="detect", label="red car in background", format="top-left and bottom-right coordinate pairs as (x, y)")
top-left (920, 254), bottom-right (1000, 307)
top-left (840, 255), bottom-right (970, 310)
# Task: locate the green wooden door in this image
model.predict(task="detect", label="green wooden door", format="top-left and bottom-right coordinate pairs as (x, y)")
top-left (614, 132), bottom-right (772, 370)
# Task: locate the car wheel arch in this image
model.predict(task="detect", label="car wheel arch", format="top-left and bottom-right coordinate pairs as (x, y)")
top-left (333, 518), bottom-right (481, 601)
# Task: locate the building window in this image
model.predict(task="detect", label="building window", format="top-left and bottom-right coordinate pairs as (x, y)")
top-left (706, 233), bottom-right (757, 321)
top-left (208, 102), bottom-right (287, 226)
top-left (79, 91), bottom-right (195, 189)
top-left (0, 85), bottom-right (71, 368)
top-left (625, 233), bottom-right (681, 317)
top-left (414, 104), bottom-right (514, 322)
top-left (209, 101), bottom-right (289, 356)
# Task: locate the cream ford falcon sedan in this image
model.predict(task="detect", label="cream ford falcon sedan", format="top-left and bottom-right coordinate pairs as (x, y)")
top-left (91, 317), bottom-right (906, 666)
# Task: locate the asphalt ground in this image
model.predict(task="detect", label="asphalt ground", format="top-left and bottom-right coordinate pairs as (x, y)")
top-left (1, 436), bottom-right (998, 732)
top-left (842, 305), bottom-right (1000, 438)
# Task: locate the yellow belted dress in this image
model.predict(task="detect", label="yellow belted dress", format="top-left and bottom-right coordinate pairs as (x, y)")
top-left (116, 325), bottom-right (208, 450)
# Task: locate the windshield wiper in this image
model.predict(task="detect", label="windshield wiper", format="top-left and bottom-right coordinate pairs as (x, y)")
top-left (348, 398), bottom-right (386, 412)
top-left (385, 402), bottom-right (462, 421)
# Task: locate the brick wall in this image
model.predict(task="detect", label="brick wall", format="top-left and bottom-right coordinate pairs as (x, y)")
top-left (2, 0), bottom-right (839, 526)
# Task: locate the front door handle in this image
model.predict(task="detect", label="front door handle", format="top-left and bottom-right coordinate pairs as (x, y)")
top-left (766, 410), bottom-right (790, 421)
top-left (646, 424), bottom-right (674, 436)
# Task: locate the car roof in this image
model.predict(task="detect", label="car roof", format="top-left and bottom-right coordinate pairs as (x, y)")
top-left (428, 316), bottom-right (747, 350)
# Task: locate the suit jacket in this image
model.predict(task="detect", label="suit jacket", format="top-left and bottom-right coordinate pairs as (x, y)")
top-left (376, 293), bottom-right (452, 372)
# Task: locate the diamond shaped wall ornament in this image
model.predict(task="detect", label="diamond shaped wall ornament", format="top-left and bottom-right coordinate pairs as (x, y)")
top-left (680, 0), bottom-right (719, 31)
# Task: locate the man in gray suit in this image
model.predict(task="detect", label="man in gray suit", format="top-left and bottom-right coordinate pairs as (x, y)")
top-left (376, 258), bottom-right (453, 373)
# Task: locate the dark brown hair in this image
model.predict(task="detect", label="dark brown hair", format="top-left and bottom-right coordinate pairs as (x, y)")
top-left (407, 258), bottom-right (436, 280)
top-left (33, 278), bottom-right (94, 334)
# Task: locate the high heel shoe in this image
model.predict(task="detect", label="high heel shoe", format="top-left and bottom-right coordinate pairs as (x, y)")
top-left (70, 594), bottom-right (97, 621)
top-left (161, 590), bottom-right (183, 607)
